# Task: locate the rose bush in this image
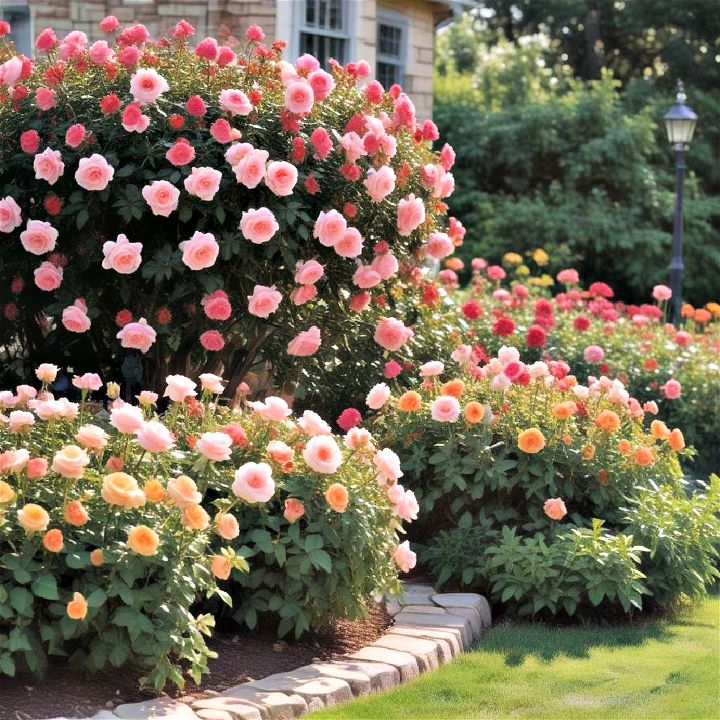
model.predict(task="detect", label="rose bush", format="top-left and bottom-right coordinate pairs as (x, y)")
top-left (0, 18), bottom-right (458, 399)
top-left (0, 365), bottom-right (417, 686)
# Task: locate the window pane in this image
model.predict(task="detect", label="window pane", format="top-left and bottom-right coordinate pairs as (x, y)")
top-left (378, 23), bottom-right (402, 57)
top-left (329, 0), bottom-right (344, 30)
top-left (3, 8), bottom-right (31, 56)
top-left (318, 0), bottom-right (327, 28)
top-left (377, 61), bottom-right (400, 88)
top-left (305, 0), bottom-right (316, 26)
top-left (300, 32), bottom-right (346, 67)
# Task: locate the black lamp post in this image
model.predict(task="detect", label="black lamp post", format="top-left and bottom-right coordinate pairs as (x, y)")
top-left (663, 80), bottom-right (698, 328)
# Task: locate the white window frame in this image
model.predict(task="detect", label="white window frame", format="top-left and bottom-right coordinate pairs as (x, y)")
top-left (281, 0), bottom-right (356, 65)
top-left (0, 2), bottom-right (32, 57)
top-left (376, 6), bottom-right (408, 87)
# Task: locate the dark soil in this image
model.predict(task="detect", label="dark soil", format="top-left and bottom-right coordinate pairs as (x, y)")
top-left (0, 605), bottom-right (391, 720)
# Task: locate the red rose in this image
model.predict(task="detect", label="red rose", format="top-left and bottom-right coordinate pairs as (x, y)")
top-left (526, 324), bottom-right (547, 348)
top-left (573, 316), bottom-right (591, 331)
top-left (462, 300), bottom-right (483, 320)
top-left (337, 408), bottom-right (361, 432)
top-left (100, 93), bottom-right (120, 114)
top-left (493, 316), bottom-right (516, 337)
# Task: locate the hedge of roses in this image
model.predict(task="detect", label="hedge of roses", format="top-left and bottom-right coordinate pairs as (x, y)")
top-left (367, 346), bottom-right (719, 617)
top-left (0, 365), bottom-right (416, 687)
top-left (0, 17), bottom-right (460, 398)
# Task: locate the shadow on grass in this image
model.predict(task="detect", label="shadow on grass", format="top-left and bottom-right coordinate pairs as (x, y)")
top-left (480, 617), bottom-right (676, 667)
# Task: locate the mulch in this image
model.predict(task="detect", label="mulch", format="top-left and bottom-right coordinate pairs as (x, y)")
top-left (0, 605), bottom-right (391, 720)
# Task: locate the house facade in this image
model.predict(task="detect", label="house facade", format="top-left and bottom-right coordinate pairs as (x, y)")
top-left (2, 0), bottom-right (463, 119)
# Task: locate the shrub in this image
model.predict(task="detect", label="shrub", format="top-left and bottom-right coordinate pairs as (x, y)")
top-left (0, 18), bottom-right (458, 398)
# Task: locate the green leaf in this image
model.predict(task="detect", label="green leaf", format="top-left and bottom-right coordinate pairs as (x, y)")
top-left (308, 548), bottom-right (332, 573)
top-left (76, 209), bottom-right (89, 230)
top-left (86, 588), bottom-right (107, 608)
top-left (9, 587), bottom-right (33, 616)
top-left (31, 574), bottom-right (59, 600)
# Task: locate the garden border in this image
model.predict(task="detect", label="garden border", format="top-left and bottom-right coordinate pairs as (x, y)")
top-left (58, 581), bottom-right (491, 720)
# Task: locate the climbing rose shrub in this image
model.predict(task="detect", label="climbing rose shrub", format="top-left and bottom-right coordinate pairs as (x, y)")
top-left (0, 365), bottom-right (416, 685)
top-left (0, 19), bottom-right (459, 397)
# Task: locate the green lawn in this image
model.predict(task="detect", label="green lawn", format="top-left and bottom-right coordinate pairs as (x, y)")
top-left (315, 596), bottom-right (720, 720)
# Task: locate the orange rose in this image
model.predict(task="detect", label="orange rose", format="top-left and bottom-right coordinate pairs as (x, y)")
top-left (552, 401), bottom-right (576, 420)
top-left (0, 480), bottom-right (15, 504)
top-left (598, 469), bottom-right (609, 486)
top-left (668, 428), bottom-right (685, 451)
top-left (650, 420), bottom-right (670, 440)
top-left (42, 528), bottom-right (63, 552)
top-left (634, 446), bottom-right (655, 467)
top-left (440, 379), bottom-right (465, 398)
top-left (90, 548), bottom-right (104, 567)
top-left (618, 438), bottom-right (632, 455)
top-left (562, 434), bottom-right (573, 446)
top-left (167, 474), bottom-right (202, 508)
top-left (66, 591), bottom-right (88, 620)
top-left (517, 428), bottom-right (545, 454)
top-left (595, 409), bottom-right (621, 432)
top-left (582, 443), bottom-right (596, 460)
top-left (101, 472), bottom-right (146, 508)
top-left (143, 478), bottom-right (166, 503)
top-left (464, 401), bottom-right (485, 424)
top-left (63, 499), bottom-right (89, 526)
top-left (325, 483), bottom-right (349, 512)
top-left (397, 391), bottom-right (422, 413)
top-left (694, 308), bottom-right (711, 323)
top-left (127, 524), bottom-right (160, 556)
top-left (182, 503), bottom-right (210, 530)
top-left (211, 555), bottom-right (231, 580)
top-left (215, 512), bottom-right (240, 539)
top-left (17, 503), bottom-right (50, 532)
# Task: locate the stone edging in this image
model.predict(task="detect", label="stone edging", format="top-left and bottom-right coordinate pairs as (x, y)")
top-left (62, 582), bottom-right (491, 720)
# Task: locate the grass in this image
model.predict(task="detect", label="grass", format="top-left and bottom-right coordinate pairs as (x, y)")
top-left (314, 596), bottom-right (720, 720)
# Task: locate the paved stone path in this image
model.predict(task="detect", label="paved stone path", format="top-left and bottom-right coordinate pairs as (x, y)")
top-left (56, 583), bottom-right (491, 720)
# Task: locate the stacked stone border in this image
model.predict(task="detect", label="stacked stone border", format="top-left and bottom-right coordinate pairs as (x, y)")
top-left (62, 582), bottom-right (491, 720)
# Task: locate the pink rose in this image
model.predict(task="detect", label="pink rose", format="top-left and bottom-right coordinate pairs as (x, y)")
top-left (265, 161), bottom-right (298, 196)
top-left (374, 317), bottom-right (413, 352)
top-left (384, 360), bottom-right (402, 379)
top-left (35, 87), bottom-right (57, 111)
top-left (287, 326), bottom-right (321, 356)
top-left (352, 265), bottom-right (382, 289)
top-left (583, 345), bottom-right (605, 364)
top-left (34, 261), bottom-right (63, 291)
top-left (486, 265), bottom-right (506, 281)
top-left (303, 435), bottom-right (342, 474)
top-left (295, 259), bottom-right (324, 285)
top-left (267, 440), bottom-right (294, 463)
top-left (0, 56), bottom-right (23, 87)
top-left (247, 284), bottom-right (282, 318)
top-left (370, 253), bottom-right (399, 281)
top-left (239, 207), bottom-right (279, 244)
top-left (225, 142), bottom-right (253, 166)
top-left (344, 427), bottom-right (373, 451)
top-left (290, 284), bottom-right (317, 306)
top-left (76, 423), bottom-right (109, 449)
top-left (308, 69), bottom-right (334, 101)
top-left (202, 290), bottom-right (232, 320)
top-left (199, 372), bottom-right (225, 394)
top-left (110, 404), bottom-right (144, 434)
top-left (652, 284), bottom-right (672, 302)
top-left (366, 383), bottom-right (391, 410)
top-left (425, 232), bottom-right (454, 260)
top-left (233, 148), bottom-right (269, 188)
top-left (420, 361), bottom-right (444, 377)
top-left (33, 148), bottom-right (65, 185)
top-left (556, 268), bottom-right (579, 284)
top-left (543, 497), bottom-right (567, 521)
top-left (51, 445), bottom-right (90, 479)
top-left (8, 410), bottom-right (34, 433)
top-left (232, 462), bottom-right (275, 503)
top-left (116, 317), bottom-right (156, 353)
top-left (88, 40), bottom-right (113, 65)
top-left (164, 374), bottom-right (197, 402)
top-left (662, 378), bottom-right (682, 399)
top-left (180, 231), bottom-right (219, 270)
top-left (350, 291), bottom-right (371, 313)
top-left (62, 300), bottom-right (91, 334)
top-left (285, 80), bottom-right (314, 114)
top-left (142, 180), bottom-right (180, 217)
top-left (75, 154), bottom-right (114, 191)
top-left (364, 165), bottom-right (396, 203)
top-left (196, 431), bottom-right (233, 461)
top-left (65, 123), bottom-right (86, 148)
top-left (283, 498), bottom-right (305, 523)
top-left (248, 396), bottom-right (292, 422)
top-left (136, 421), bottom-right (175, 453)
top-left (102, 233), bottom-right (143, 274)
top-left (334, 228), bottom-right (364, 258)
top-left (137, 391), bottom-right (158, 405)
top-left (297, 410), bottom-right (332, 436)
top-left (0, 196), bottom-right (22, 233)
top-left (99, 15), bottom-right (119, 32)
top-left (130, 68), bottom-right (169, 104)
top-left (184, 166), bottom-right (222, 201)
top-left (393, 540), bottom-right (416, 572)
top-left (394, 489), bottom-right (419, 522)
top-left (200, 331), bottom-right (225, 351)
top-left (431, 396), bottom-right (461, 422)
top-left (219, 88), bottom-right (253, 116)
top-left (122, 101), bottom-right (150, 133)
top-left (340, 132), bottom-right (366, 163)
top-left (397, 193), bottom-right (425, 236)
top-left (35, 28), bottom-right (59, 53)
top-left (374, 448), bottom-right (403, 482)
top-left (166, 140), bottom-right (196, 166)
top-left (313, 209), bottom-right (346, 247)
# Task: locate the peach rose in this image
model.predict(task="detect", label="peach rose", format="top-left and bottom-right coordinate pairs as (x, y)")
top-left (196, 431), bottom-right (233, 461)
top-left (232, 461), bottom-right (275, 503)
top-left (129, 68), bottom-right (169, 104)
top-left (267, 440), bottom-right (294, 463)
top-left (247, 284), bottom-right (282, 318)
top-left (518, 428), bottom-right (546, 454)
top-left (393, 541), bottom-right (416, 572)
top-left (63, 499), bottom-right (89, 526)
top-left (215, 512), bottom-right (240, 540)
top-left (303, 435), bottom-right (343, 474)
top-left (287, 326), bottom-right (321, 357)
top-left (90, 548), bottom-right (104, 567)
top-left (211, 554), bottom-right (232, 580)
top-left (143, 478), bottom-right (166, 503)
top-left (0, 449), bottom-right (29, 474)
top-left (182, 503), bottom-right (210, 530)
top-left (669, 428), bottom-right (685, 451)
top-left (66, 591), bottom-right (88, 620)
top-left (199, 372), bottom-right (225, 394)
top-left (220, 88), bottom-right (253, 116)
top-left (109, 404), bottom-right (144, 434)
top-left (233, 148), bottom-right (269, 188)
top-left (239, 207), bottom-right (279, 244)
top-left (116, 317), bottom-right (157, 354)
top-left (325, 482), bottom-right (349, 512)
top-left (396, 194), bottom-right (425, 236)
top-left (0, 195), bottom-right (22, 233)
top-left (33, 260), bottom-right (63, 291)
top-left (374, 317), bottom-right (413, 352)
top-left (136, 421), bottom-right (175, 453)
top-left (8, 410), bottom-right (34, 433)
top-left (27, 458), bottom-right (48, 478)
top-left (75, 153), bottom-right (115, 191)
top-left (18, 503), bottom-right (50, 532)
top-left (184, 166), bottom-right (222, 201)
top-left (179, 231), bottom-right (219, 270)
top-left (20, 219), bottom-right (58, 255)
top-left (141, 180), bottom-right (180, 217)
top-left (43, 528), bottom-right (64, 552)
top-left (76, 423), bottom-right (109, 450)
top-left (283, 498), bottom-right (305, 523)
top-left (164, 374), bottom-right (197, 402)
top-left (102, 472), bottom-right (146, 507)
top-left (102, 233), bottom-right (143, 274)
top-left (51, 444), bottom-right (90, 478)
top-left (33, 147), bottom-right (65, 185)
top-left (265, 161), bottom-right (298, 196)
top-left (127, 524), bottom-right (160, 556)
top-left (543, 497), bottom-right (567, 521)
top-left (0, 480), bottom-right (16, 504)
